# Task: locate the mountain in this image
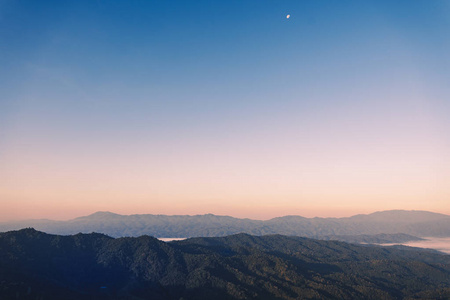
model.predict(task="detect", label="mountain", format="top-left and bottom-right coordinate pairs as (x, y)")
top-left (1, 210), bottom-right (449, 238)
top-left (1, 229), bottom-right (449, 300)
top-left (315, 233), bottom-right (424, 244)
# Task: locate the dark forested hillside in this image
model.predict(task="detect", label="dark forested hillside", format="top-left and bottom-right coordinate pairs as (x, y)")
top-left (1, 210), bottom-right (450, 238)
top-left (1, 229), bottom-right (449, 300)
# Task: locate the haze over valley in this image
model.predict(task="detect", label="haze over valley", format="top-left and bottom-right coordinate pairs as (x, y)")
top-left (2, 210), bottom-right (450, 239)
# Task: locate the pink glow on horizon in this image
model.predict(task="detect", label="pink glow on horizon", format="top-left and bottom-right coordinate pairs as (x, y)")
top-left (1, 86), bottom-right (449, 222)
top-left (1, 187), bottom-right (449, 222)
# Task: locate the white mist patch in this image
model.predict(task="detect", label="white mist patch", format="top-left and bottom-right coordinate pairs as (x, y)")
top-left (158, 237), bottom-right (187, 242)
top-left (382, 237), bottom-right (450, 254)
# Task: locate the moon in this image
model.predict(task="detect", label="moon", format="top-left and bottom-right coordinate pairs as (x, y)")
top-left (286, 14), bottom-right (290, 19)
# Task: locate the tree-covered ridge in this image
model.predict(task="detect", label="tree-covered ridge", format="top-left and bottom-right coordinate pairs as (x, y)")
top-left (0, 229), bottom-right (449, 299)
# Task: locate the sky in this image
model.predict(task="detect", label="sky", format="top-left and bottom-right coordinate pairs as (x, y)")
top-left (1, 0), bottom-right (449, 221)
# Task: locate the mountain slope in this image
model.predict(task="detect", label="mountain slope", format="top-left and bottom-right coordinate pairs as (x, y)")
top-left (0, 229), bottom-right (450, 299)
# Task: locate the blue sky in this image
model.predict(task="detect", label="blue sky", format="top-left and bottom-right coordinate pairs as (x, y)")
top-left (1, 0), bottom-right (449, 220)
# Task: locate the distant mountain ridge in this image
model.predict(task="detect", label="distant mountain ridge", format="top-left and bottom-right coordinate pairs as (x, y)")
top-left (1, 210), bottom-right (449, 238)
top-left (316, 233), bottom-right (424, 244)
top-left (0, 229), bottom-right (449, 299)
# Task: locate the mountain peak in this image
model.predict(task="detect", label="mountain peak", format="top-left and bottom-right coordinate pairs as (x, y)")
top-left (73, 211), bottom-right (122, 221)
top-left (350, 210), bottom-right (450, 222)
top-left (90, 211), bottom-right (120, 216)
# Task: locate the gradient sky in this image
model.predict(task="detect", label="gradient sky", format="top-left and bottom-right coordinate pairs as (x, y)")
top-left (1, 0), bottom-right (449, 221)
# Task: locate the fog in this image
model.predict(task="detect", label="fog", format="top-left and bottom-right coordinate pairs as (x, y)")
top-left (383, 237), bottom-right (450, 254)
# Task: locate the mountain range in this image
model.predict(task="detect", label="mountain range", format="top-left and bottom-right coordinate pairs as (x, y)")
top-left (1, 210), bottom-right (449, 239)
top-left (1, 228), bottom-right (449, 299)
